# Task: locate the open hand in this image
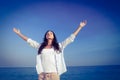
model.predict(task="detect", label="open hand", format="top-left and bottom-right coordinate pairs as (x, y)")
top-left (80, 20), bottom-right (87, 28)
top-left (13, 28), bottom-right (20, 34)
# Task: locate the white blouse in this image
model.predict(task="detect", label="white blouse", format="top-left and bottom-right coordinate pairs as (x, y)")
top-left (27, 34), bottom-right (75, 75)
top-left (41, 48), bottom-right (57, 73)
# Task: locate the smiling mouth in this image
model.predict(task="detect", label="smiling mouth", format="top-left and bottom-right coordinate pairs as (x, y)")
top-left (47, 38), bottom-right (53, 40)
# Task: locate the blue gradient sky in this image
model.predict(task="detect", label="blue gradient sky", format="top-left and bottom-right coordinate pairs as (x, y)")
top-left (0, 0), bottom-right (120, 67)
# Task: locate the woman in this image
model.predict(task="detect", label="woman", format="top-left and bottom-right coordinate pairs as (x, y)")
top-left (13, 20), bottom-right (87, 80)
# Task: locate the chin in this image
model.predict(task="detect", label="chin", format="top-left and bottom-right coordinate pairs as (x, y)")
top-left (47, 38), bottom-right (53, 40)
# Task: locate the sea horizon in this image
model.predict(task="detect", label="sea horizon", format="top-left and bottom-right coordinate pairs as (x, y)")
top-left (0, 65), bottom-right (120, 80)
top-left (0, 64), bottom-right (120, 68)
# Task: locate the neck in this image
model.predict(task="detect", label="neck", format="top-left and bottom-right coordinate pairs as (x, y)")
top-left (47, 39), bottom-right (53, 46)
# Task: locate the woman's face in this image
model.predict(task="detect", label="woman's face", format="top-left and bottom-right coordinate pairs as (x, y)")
top-left (46, 31), bottom-right (54, 40)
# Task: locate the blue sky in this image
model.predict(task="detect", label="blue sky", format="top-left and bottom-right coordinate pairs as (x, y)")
top-left (0, 0), bottom-right (120, 67)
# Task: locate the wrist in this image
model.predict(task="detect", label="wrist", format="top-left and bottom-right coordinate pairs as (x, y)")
top-left (16, 32), bottom-right (21, 35)
top-left (79, 26), bottom-right (83, 29)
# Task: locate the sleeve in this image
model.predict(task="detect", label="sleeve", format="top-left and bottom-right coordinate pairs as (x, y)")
top-left (27, 38), bottom-right (40, 49)
top-left (60, 34), bottom-right (76, 49)
top-left (36, 55), bottom-right (44, 74)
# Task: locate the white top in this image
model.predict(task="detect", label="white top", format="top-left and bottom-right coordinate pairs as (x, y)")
top-left (41, 48), bottom-right (57, 73)
top-left (27, 34), bottom-right (75, 75)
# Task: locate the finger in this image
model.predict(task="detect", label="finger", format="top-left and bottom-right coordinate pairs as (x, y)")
top-left (18, 29), bottom-right (20, 32)
top-left (13, 28), bottom-right (16, 32)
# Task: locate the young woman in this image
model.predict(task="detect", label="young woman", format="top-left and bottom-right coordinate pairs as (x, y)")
top-left (13, 20), bottom-right (87, 80)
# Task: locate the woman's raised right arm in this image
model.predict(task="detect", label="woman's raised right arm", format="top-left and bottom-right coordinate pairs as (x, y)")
top-left (13, 28), bottom-right (28, 41)
top-left (13, 28), bottom-right (40, 49)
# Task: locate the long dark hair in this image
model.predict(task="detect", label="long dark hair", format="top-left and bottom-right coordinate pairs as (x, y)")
top-left (38, 30), bottom-right (61, 54)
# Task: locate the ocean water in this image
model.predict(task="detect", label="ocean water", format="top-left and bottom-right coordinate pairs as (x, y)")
top-left (0, 65), bottom-right (120, 80)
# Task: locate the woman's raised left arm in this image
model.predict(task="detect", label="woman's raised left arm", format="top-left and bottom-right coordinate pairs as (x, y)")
top-left (60, 20), bottom-right (87, 49)
top-left (73, 20), bottom-right (87, 36)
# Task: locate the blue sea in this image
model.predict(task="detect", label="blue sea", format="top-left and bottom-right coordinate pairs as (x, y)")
top-left (0, 65), bottom-right (120, 80)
